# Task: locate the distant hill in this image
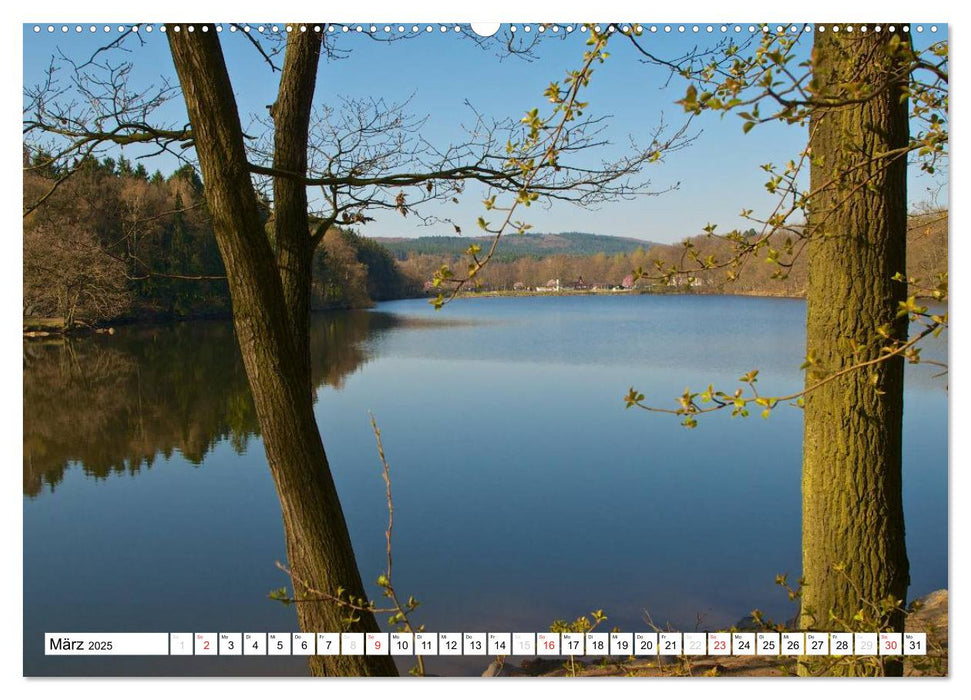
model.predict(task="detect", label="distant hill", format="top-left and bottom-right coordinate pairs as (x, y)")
top-left (370, 231), bottom-right (654, 261)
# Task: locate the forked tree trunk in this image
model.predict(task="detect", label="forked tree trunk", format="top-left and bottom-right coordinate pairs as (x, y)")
top-left (800, 26), bottom-right (911, 676)
top-left (168, 26), bottom-right (397, 677)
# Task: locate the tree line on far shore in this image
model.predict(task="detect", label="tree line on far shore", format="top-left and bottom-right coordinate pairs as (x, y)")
top-left (23, 151), bottom-right (947, 328)
top-left (397, 210), bottom-right (946, 297)
top-left (23, 154), bottom-right (417, 327)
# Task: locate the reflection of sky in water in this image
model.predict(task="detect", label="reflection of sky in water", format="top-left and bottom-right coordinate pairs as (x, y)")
top-left (369, 295), bottom-right (947, 387)
top-left (23, 295), bottom-right (947, 676)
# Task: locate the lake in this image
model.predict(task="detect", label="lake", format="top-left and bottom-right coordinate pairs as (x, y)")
top-left (22, 294), bottom-right (948, 676)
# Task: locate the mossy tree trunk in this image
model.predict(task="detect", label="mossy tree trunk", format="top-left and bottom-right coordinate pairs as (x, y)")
top-left (800, 26), bottom-right (912, 677)
top-left (168, 27), bottom-right (397, 677)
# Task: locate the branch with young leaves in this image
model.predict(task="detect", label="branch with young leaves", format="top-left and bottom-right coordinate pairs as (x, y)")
top-left (620, 27), bottom-right (946, 293)
top-left (618, 26), bottom-right (947, 422)
top-left (269, 414), bottom-right (427, 676)
top-left (750, 566), bottom-right (946, 676)
top-left (428, 26), bottom-right (691, 309)
top-left (625, 291), bottom-right (946, 428)
top-left (550, 609), bottom-right (610, 677)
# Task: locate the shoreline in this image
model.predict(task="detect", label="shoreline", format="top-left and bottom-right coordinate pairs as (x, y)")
top-left (24, 289), bottom-right (946, 337)
top-left (483, 589), bottom-right (948, 678)
top-left (447, 288), bottom-right (806, 301)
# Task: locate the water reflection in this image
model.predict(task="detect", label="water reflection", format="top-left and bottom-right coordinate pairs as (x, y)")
top-left (22, 295), bottom-right (947, 677)
top-left (22, 310), bottom-right (431, 498)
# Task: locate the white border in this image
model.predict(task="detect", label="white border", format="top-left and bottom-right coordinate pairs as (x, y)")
top-left (5, 1), bottom-right (962, 699)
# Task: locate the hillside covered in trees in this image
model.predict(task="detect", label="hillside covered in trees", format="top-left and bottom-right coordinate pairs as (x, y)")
top-left (22, 154), bottom-right (946, 328)
top-left (23, 155), bottom-right (415, 327)
top-left (391, 212), bottom-right (947, 296)
top-left (374, 231), bottom-right (653, 261)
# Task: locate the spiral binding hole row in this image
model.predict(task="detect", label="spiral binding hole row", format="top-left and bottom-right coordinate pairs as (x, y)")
top-left (31, 24), bottom-right (940, 35)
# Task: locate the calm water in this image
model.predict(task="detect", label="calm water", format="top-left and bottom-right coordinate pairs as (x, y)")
top-left (23, 295), bottom-right (948, 676)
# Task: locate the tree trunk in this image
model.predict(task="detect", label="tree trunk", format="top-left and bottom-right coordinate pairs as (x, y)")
top-left (800, 26), bottom-right (911, 676)
top-left (272, 29), bottom-right (320, 392)
top-left (168, 26), bottom-right (397, 677)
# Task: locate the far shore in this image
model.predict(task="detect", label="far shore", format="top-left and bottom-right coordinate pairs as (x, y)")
top-left (448, 287), bottom-right (805, 301)
top-left (24, 288), bottom-right (947, 337)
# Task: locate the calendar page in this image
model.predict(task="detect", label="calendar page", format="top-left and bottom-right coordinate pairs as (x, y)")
top-left (19, 1), bottom-right (950, 689)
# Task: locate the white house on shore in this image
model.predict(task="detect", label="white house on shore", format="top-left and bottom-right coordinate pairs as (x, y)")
top-left (667, 274), bottom-right (703, 287)
top-left (535, 278), bottom-right (561, 292)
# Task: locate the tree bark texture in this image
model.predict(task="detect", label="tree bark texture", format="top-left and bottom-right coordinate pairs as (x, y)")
top-left (168, 26), bottom-right (397, 677)
top-left (272, 29), bottom-right (320, 392)
top-left (801, 26), bottom-right (911, 677)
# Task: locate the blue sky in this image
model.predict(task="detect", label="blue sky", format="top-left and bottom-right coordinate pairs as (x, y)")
top-left (22, 23), bottom-right (948, 244)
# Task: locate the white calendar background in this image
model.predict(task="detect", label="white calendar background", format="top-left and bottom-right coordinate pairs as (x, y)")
top-left (45, 631), bottom-right (926, 657)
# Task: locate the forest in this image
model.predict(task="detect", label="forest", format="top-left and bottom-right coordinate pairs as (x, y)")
top-left (22, 152), bottom-right (947, 328)
top-left (23, 153), bottom-right (416, 327)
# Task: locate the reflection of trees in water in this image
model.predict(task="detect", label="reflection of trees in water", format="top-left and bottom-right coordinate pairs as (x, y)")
top-left (23, 322), bottom-right (258, 497)
top-left (310, 309), bottom-right (411, 391)
top-left (23, 310), bottom-right (432, 497)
